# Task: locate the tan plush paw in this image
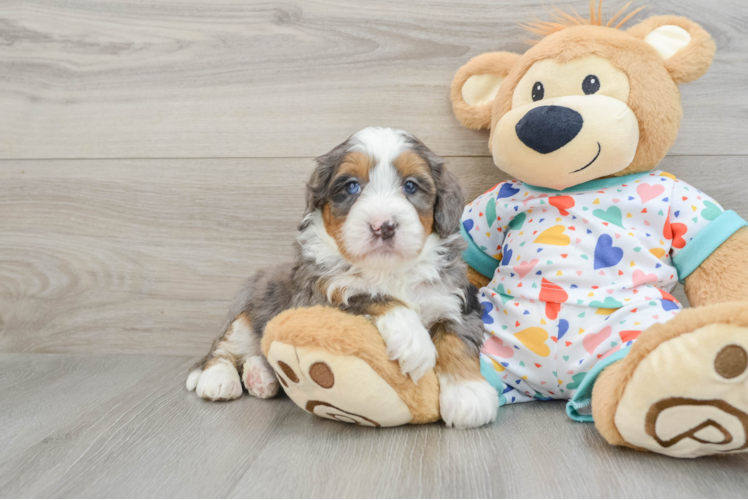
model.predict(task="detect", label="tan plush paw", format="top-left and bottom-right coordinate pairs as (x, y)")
top-left (614, 323), bottom-right (748, 458)
top-left (265, 341), bottom-right (414, 427)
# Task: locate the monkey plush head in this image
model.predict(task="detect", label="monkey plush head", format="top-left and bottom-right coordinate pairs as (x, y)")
top-left (450, 4), bottom-right (716, 190)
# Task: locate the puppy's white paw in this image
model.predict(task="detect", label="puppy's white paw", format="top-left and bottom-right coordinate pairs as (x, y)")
top-left (439, 375), bottom-right (498, 429)
top-left (242, 355), bottom-right (280, 399)
top-left (185, 368), bottom-right (201, 391)
top-left (375, 307), bottom-right (437, 383)
top-left (195, 360), bottom-right (243, 401)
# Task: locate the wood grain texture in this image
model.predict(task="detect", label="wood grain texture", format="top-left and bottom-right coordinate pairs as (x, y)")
top-left (0, 353), bottom-right (747, 498)
top-left (1, 156), bottom-right (746, 355)
top-left (2, 2), bottom-right (748, 496)
top-left (1, 0), bottom-right (747, 159)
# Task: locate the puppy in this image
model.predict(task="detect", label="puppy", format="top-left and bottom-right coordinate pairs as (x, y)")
top-left (186, 127), bottom-right (498, 428)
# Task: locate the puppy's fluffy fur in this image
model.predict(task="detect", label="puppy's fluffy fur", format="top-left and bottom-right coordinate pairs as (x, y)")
top-left (187, 127), bottom-right (497, 428)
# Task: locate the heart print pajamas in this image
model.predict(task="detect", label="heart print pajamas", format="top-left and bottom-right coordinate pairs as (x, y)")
top-left (460, 171), bottom-right (748, 416)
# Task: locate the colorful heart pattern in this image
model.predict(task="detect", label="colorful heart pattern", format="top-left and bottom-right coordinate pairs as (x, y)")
top-left (513, 259), bottom-right (539, 278)
top-left (535, 225), bottom-right (570, 246)
top-left (464, 171), bottom-right (735, 404)
top-left (594, 234), bottom-right (623, 270)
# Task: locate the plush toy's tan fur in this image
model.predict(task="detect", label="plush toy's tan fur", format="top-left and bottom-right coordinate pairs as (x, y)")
top-left (451, 18), bottom-right (715, 177)
top-left (451, 52), bottom-right (521, 130)
top-left (591, 302), bottom-right (748, 449)
top-left (684, 227), bottom-right (748, 307)
top-left (263, 306), bottom-right (441, 424)
top-left (467, 265), bottom-right (491, 288)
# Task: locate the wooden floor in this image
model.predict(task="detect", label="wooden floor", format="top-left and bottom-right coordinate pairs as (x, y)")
top-left (1, 353), bottom-right (747, 498)
top-left (2, 0), bottom-right (748, 497)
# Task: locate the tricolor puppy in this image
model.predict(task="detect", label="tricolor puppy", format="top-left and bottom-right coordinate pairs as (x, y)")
top-left (186, 127), bottom-right (498, 428)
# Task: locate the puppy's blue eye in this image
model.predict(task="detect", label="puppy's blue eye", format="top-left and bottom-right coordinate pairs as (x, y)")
top-left (346, 181), bottom-right (361, 195)
top-left (404, 180), bottom-right (418, 195)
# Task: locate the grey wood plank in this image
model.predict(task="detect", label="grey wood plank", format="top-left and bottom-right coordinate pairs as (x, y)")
top-left (0, 353), bottom-right (747, 498)
top-left (1, 0), bottom-right (746, 159)
top-left (1, 156), bottom-right (746, 355)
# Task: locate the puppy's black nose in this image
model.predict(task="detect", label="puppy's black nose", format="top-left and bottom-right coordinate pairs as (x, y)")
top-left (371, 221), bottom-right (397, 240)
top-left (515, 105), bottom-right (583, 154)
top-left (380, 222), bottom-right (396, 240)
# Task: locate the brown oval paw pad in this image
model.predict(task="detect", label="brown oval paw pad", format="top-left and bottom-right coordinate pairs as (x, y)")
top-left (715, 345), bottom-right (748, 379)
top-left (309, 361), bottom-right (335, 388)
top-left (277, 361), bottom-right (299, 383)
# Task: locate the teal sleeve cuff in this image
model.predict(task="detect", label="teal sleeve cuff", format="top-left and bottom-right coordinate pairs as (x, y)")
top-left (460, 224), bottom-right (500, 279)
top-left (566, 347), bottom-right (631, 423)
top-left (480, 357), bottom-right (506, 407)
top-left (672, 210), bottom-right (747, 283)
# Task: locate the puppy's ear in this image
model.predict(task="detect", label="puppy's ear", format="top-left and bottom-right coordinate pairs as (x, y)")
top-left (305, 139), bottom-right (350, 216)
top-left (405, 135), bottom-right (465, 238)
top-left (433, 165), bottom-right (465, 238)
top-left (451, 51), bottom-right (521, 130)
top-left (628, 16), bottom-right (716, 84)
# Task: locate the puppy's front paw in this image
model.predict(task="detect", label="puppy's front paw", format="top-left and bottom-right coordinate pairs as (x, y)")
top-left (195, 360), bottom-right (243, 401)
top-left (375, 307), bottom-right (437, 383)
top-left (439, 375), bottom-right (498, 429)
top-left (242, 355), bottom-right (280, 399)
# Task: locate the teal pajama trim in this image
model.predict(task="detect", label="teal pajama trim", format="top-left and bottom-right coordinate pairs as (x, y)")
top-left (566, 347), bottom-right (632, 423)
top-left (524, 172), bottom-right (647, 194)
top-left (460, 224), bottom-right (501, 279)
top-left (672, 210), bottom-right (747, 283)
top-left (480, 357), bottom-right (507, 407)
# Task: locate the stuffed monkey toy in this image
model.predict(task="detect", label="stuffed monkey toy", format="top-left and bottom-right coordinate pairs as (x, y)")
top-left (261, 4), bottom-right (748, 458)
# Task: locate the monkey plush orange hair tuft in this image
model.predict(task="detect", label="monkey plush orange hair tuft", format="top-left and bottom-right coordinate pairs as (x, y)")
top-left (522, 1), bottom-right (648, 43)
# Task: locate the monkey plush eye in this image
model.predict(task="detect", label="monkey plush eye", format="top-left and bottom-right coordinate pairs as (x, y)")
top-left (403, 180), bottom-right (418, 195)
top-left (346, 181), bottom-right (361, 195)
top-left (582, 75), bottom-right (600, 95)
top-left (532, 82), bottom-right (544, 101)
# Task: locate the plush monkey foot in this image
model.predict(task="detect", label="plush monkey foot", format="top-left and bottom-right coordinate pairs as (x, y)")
top-left (262, 306), bottom-right (441, 427)
top-left (592, 302), bottom-right (748, 458)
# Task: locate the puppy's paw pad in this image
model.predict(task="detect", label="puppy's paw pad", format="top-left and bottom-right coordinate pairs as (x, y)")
top-left (439, 376), bottom-right (498, 429)
top-left (242, 355), bottom-right (280, 399)
top-left (196, 362), bottom-right (243, 401)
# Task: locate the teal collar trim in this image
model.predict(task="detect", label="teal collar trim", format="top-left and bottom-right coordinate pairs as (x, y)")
top-left (525, 172), bottom-right (647, 193)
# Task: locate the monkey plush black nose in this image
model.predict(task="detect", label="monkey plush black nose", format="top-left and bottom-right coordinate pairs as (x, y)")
top-left (515, 106), bottom-right (583, 154)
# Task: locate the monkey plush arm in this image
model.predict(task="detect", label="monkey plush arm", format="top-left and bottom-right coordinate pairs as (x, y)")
top-left (460, 182), bottom-right (532, 292)
top-left (684, 227), bottom-right (748, 306)
top-left (467, 265), bottom-right (491, 289)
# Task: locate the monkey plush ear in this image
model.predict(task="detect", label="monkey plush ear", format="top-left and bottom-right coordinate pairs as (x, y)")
top-left (451, 52), bottom-right (521, 130)
top-left (628, 16), bottom-right (716, 84)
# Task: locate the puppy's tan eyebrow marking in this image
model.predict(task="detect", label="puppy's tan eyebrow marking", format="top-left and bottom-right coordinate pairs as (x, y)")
top-left (394, 149), bottom-right (435, 236)
top-left (394, 150), bottom-right (435, 191)
top-left (336, 151), bottom-right (373, 182)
